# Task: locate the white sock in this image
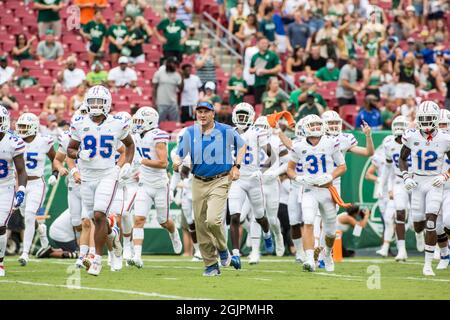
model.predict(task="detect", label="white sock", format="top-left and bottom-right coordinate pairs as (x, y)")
top-left (38, 224), bottom-right (49, 248)
top-left (94, 254), bottom-right (102, 263)
top-left (132, 228), bottom-right (144, 259)
top-left (292, 238), bottom-right (303, 254)
top-left (0, 233), bottom-right (6, 259)
top-left (440, 245), bottom-right (449, 258)
top-left (270, 219), bottom-right (281, 237)
top-left (89, 247), bottom-right (96, 255)
top-left (23, 215), bottom-right (36, 255)
top-left (250, 219), bottom-right (261, 253)
top-left (324, 245), bottom-right (332, 256)
top-left (263, 230), bottom-right (271, 240)
top-left (80, 245), bottom-right (89, 257)
top-left (232, 249), bottom-right (240, 256)
top-left (305, 249), bottom-right (314, 262)
top-left (134, 245), bottom-right (142, 260)
top-left (193, 243), bottom-right (200, 252)
top-left (169, 229), bottom-right (178, 239)
top-left (381, 242), bottom-right (390, 251)
top-left (123, 236), bottom-right (131, 248)
top-left (397, 240), bottom-right (405, 250)
top-left (425, 245), bottom-right (435, 264)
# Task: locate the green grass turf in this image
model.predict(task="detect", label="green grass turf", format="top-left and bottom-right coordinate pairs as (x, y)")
top-left (0, 256), bottom-right (449, 300)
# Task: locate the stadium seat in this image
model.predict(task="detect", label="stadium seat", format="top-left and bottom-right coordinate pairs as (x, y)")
top-left (113, 101), bottom-right (129, 112)
top-left (70, 42), bottom-right (86, 54)
top-left (159, 121), bottom-right (179, 133)
top-left (339, 104), bottom-right (359, 127)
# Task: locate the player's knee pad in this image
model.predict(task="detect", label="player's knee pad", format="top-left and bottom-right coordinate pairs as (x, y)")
top-left (322, 221), bottom-right (336, 239)
top-left (132, 227), bottom-right (144, 240)
top-left (395, 211), bottom-right (406, 224)
top-left (426, 219), bottom-right (436, 232)
top-left (121, 214), bottom-right (132, 234)
top-left (0, 226), bottom-right (5, 235)
top-left (437, 233), bottom-right (448, 244)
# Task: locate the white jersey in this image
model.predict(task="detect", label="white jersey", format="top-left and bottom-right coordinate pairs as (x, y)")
top-left (70, 114), bottom-right (130, 181)
top-left (290, 135), bottom-right (345, 179)
top-left (58, 130), bottom-right (80, 186)
top-left (0, 131), bottom-right (25, 186)
top-left (238, 126), bottom-right (269, 175)
top-left (134, 128), bottom-right (170, 187)
top-left (23, 134), bottom-right (53, 177)
top-left (290, 137), bottom-right (305, 186)
top-left (383, 135), bottom-right (412, 176)
top-left (260, 134), bottom-right (282, 171)
top-left (49, 210), bottom-right (75, 242)
top-left (338, 132), bottom-right (358, 155)
top-left (402, 128), bottom-right (450, 176)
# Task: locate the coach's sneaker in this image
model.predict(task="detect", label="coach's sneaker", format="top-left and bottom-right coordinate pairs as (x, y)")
top-left (219, 249), bottom-right (231, 267)
top-left (416, 232), bottom-right (425, 252)
top-left (323, 253), bottom-right (335, 272)
top-left (170, 229), bottom-right (183, 255)
top-left (248, 251), bottom-right (260, 265)
top-left (0, 265), bottom-right (4, 277)
top-left (18, 253), bottom-right (29, 267)
top-left (264, 235), bottom-right (274, 254)
top-left (436, 255), bottom-right (450, 270)
top-left (88, 256), bottom-right (102, 276)
top-left (423, 264), bottom-right (435, 276)
top-left (230, 255), bottom-right (241, 270)
top-left (275, 232), bottom-right (285, 257)
top-left (303, 259), bottom-right (316, 272)
top-left (395, 248), bottom-right (408, 262)
top-left (203, 263), bottom-right (221, 277)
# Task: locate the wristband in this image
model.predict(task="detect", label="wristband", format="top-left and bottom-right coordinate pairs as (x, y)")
top-left (17, 185), bottom-right (26, 193)
top-left (401, 171), bottom-right (409, 181)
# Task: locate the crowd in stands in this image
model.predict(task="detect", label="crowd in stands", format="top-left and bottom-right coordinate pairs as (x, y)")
top-left (0, 0), bottom-right (448, 134)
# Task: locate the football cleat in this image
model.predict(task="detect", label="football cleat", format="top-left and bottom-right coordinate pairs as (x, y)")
top-left (132, 258), bottom-right (143, 269)
top-left (423, 264), bottom-right (435, 276)
top-left (219, 249), bottom-right (231, 267)
top-left (436, 255), bottom-right (449, 270)
top-left (317, 260), bottom-right (325, 269)
top-left (264, 236), bottom-right (274, 254)
top-left (203, 263), bottom-right (221, 277)
top-left (230, 255), bottom-right (241, 270)
top-left (416, 232), bottom-right (425, 252)
top-left (395, 249), bottom-right (408, 262)
top-left (87, 259), bottom-right (102, 276)
top-left (303, 260), bottom-right (316, 272)
top-left (376, 246), bottom-right (389, 258)
top-left (274, 232), bottom-right (285, 257)
top-left (170, 229), bottom-right (183, 255)
top-left (83, 254), bottom-right (95, 270)
top-left (248, 251), bottom-right (260, 265)
top-left (75, 256), bottom-right (85, 269)
top-left (18, 253), bottom-right (29, 267)
top-left (295, 249), bottom-right (306, 263)
top-left (0, 265), bottom-right (4, 277)
top-left (123, 242), bottom-right (132, 261)
top-left (323, 253), bottom-right (335, 272)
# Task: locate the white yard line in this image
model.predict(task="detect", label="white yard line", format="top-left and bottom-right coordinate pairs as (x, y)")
top-left (252, 278), bottom-right (272, 281)
top-left (0, 280), bottom-right (211, 300)
top-left (405, 277), bottom-right (450, 283)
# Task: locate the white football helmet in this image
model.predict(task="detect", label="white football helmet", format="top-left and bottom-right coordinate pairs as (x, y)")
top-left (438, 109), bottom-right (450, 130)
top-left (84, 85), bottom-right (112, 116)
top-left (132, 106), bottom-right (159, 134)
top-left (416, 100), bottom-right (440, 132)
top-left (391, 116), bottom-right (408, 136)
top-left (116, 111), bottom-right (132, 122)
top-left (0, 105), bottom-right (10, 133)
top-left (295, 118), bottom-right (305, 138)
top-left (77, 103), bottom-right (88, 115)
top-left (232, 102), bottom-right (255, 130)
top-left (16, 113), bottom-right (39, 138)
top-left (302, 114), bottom-right (325, 137)
top-left (254, 116), bottom-right (271, 134)
top-left (321, 110), bottom-right (342, 136)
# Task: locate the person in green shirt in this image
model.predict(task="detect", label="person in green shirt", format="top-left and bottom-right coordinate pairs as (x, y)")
top-left (16, 68), bottom-right (38, 90)
top-left (86, 61), bottom-right (108, 86)
top-left (249, 37), bottom-right (281, 104)
top-left (258, 6), bottom-right (276, 42)
top-left (155, 6), bottom-right (187, 63)
top-left (124, 15), bottom-right (146, 64)
top-left (34, 0), bottom-right (63, 38)
top-left (289, 77), bottom-right (326, 113)
top-left (108, 12), bottom-right (129, 65)
top-left (261, 77), bottom-right (289, 115)
top-left (294, 93), bottom-right (326, 121)
top-left (200, 81), bottom-right (222, 110)
top-left (182, 25), bottom-right (201, 56)
top-left (81, 9), bottom-right (107, 65)
top-left (227, 64), bottom-right (248, 106)
top-left (315, 58), bottom-right (340, 82)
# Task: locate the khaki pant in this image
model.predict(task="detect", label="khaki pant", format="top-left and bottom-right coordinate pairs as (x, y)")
top-left (192, 175), bottom-right (231, 267)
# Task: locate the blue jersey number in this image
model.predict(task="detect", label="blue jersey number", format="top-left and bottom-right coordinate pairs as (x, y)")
top-left (244, 146), bottom-right (254, 165)
top-left (26, 152), bottom-right (38, 169)
top-left (393, 153), bottom-right (412, 168)
top-left (83, 135), bottom-right (114, 159)
top-left (417, 150), bottom-right (438, 171)
top-left (137, 147), bottom-right (151, 159)
top-left (296, 161), bottom-right (303, 173)
top-left (305, 154), bottom-right (327, 174)
top-left (0, 159), bottom-right (8, 178)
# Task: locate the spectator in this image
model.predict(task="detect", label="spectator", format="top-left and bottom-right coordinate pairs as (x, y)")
top-left (227, 64), bottom-right (248, 106)
top-left (215, 100), bottom-right (234, 126)
top-left (0, 84), bottom-right (19, 112)
top-left (182, 25), bottom-right (201, 56)
top-left (195, 41), bottom-right (218, 84)
top-left (425, 0), bottom-right (445, 30)
top-left (400, 97), bottom-right (417, 122)
top-left (336, 14), bottom-right (357, 67)
top-left (363, 57), bottom-right (382, 98)
top-left (336, 54), bottom-right (361, 106)
top-left (43, 83), bottom-right (68, 119)
top-left (444, 64), bottom-right (450, 109)
top-left (58, 56), bottom-right (86, 91)
top-left (286, 10), bottom-right (312, 52)
top-left (73, 0), bottom-right (108, 26)
top-left (229, 2), bottom-right (247, 37)
top-left (152, 56), bottom-right (183, 122)
top-left (379, 60), bottom-right (395, 99)
top-left (315, 57), bottom-right (340, 82)
top-left (327, 0), bottom-right (346, 23)
top-left (124, 15), bottom-right (146, 64)
top-left (166, 0), bottom-right (193, 26)
top-left (420, 36), bottom-right (436, 64)
top-left (69, 83), bottom-right (87, 115)
top-left (355, 95), bottom-right (382, 129)
top-left (242, 36), bottom-right (258, 91)
top-left (295, 92), bottom-right (326, 120)
top-left (237, 13), bottom-right (258, 43)
top-left (122, 0), bottom-right (148, 18)
top-left (261, 77), bottom-right (288, 115)
top-left (180, 63), bottom-right (202, 123)
top-left (198, 81), bottom-right (221, 110)
top-left (434, 19), bottom-right (448, 42)
top-left (11, 34), bottom-right (37, 65)
top-left (108, 56), bottom-right (138, 89)
top-left (86, 60), bottom-right (108, 86)
top-left (155, 5), bottom-right (187, 63)
top-left (249, 37), bottom-right (281, 104)
top-left (398, 6), bottom-right (419, 38)
top-left (418, 63), bottom-right (446, 96)
top-left (403, 37), bottom-right (419, 57)
top-left (81, 9), bottom-right (107, 65)
top-left (305, 45), bottom-right (327, 72)
top-left (394, 52), bottom-right (419, 103)
top-left (135, 13), bottom-right (154, 44)
top-left (258, 6), bottom-right (276, 44)
top-left (315, 16), bottom-right (338, 60)
top-left (380, 98), bottom-right (400, 129)
top-left (34, 0), bottom-right (64, 38)
top-left (289, 76), bottom-right (326, 111)
top-left (0, 56), bottom-right (15, 86)
top-left (272, 1), bottom-right (288, 54)
top-left (36, 29), bottom-right (64, 62)
top-left (285, 46), bottom-right (306, 84)
top-left (108, 12), bottom-right (130, 65)
top-left (16, 68), bottom-right (38, 90)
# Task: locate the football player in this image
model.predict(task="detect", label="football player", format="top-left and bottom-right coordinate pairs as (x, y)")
top-left (128, 106), bottom-right (182, 268)
top-left (399, 101), bottom-right (450, 276)
top-left (67, 85), bottom-right (135, 276)
top-left (0, 105), bottom-right (27, 276)
top-left (15, 113), bottom-right (56, 266)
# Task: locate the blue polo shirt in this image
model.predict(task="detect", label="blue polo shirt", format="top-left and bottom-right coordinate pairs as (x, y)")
top-left (177, 121), bottom-right (245, 177)
top-left (355, 108), bottom-right (382, 129)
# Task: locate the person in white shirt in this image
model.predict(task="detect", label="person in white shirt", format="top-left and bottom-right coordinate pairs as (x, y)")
top-left (180, 64), bottom-right (202, 123)
top-left (108, 56), bottom-right (138, 89)
top-left (58, 56), bottom-right (86, 91)
top-left (243, 42), bottom-right (258, 88)
top-left (0, 56), bottom-right (15, 86)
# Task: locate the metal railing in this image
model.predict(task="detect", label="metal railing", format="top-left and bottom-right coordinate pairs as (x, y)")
top-left (202, 12), bottom-right (245, 54)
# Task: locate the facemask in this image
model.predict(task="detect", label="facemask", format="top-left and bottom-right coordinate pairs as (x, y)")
top-left (326, 62), bottom-right (335, 69)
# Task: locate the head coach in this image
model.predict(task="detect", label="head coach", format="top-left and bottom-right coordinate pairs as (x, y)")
top-left (173, 101), bottom-right (246, 276)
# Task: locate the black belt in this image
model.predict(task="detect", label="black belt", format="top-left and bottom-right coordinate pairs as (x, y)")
top-left (194, 172), bottom-right (229, 182)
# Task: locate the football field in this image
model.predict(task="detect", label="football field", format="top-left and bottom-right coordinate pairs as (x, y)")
top-left (1, 255), bottom-right (450, 300)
